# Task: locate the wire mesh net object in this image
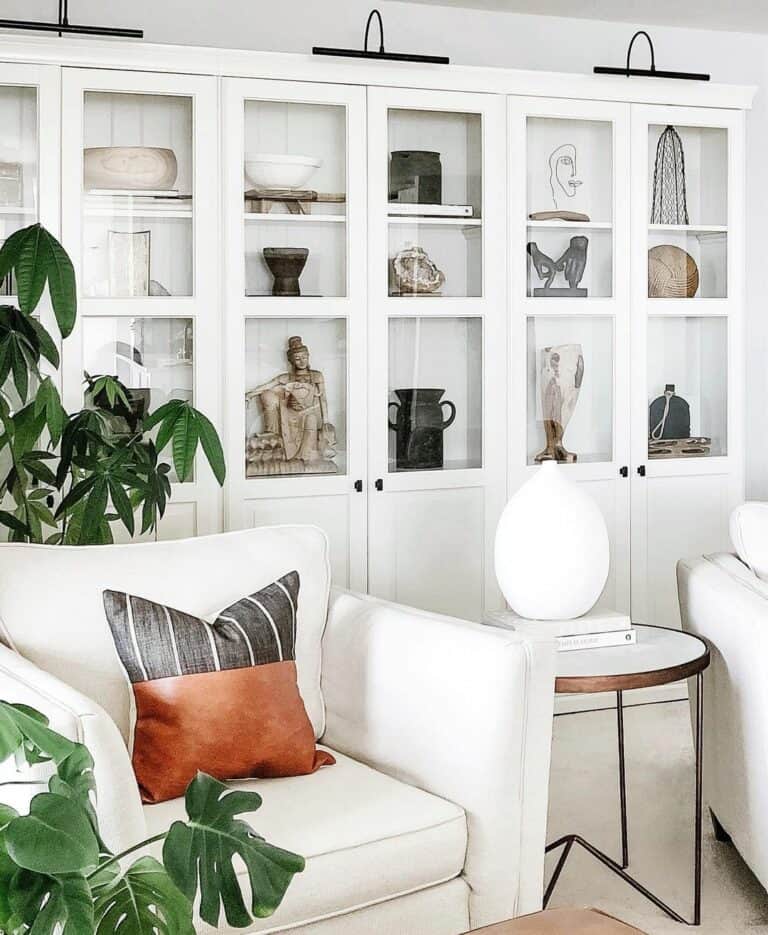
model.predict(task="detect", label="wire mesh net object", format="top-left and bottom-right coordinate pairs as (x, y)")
top-left (651, 125), bottom-right (689, 225)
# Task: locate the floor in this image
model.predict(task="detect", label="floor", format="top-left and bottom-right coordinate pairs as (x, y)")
top-left (546, 698), bottom-right (768, 934)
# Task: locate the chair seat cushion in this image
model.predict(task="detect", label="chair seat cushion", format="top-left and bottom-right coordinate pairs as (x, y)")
top-left (144, 747), bottom-right (467, 934)
top-left (730, 502), bottom-right (768, 582)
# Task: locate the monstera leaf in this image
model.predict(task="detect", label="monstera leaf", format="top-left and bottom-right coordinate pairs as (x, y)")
top-left (91, 856), bottom-right (194, 935)
top-left (7, 868), bottom-right (93, 935)
top-left (4, 793), bottom-right (99, 875)
top-left (163, 773), bottom-right (304, 928)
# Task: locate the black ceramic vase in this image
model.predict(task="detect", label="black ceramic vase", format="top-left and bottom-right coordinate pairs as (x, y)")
top-left (388, 388), bottom-right (456, 470)
top-left (263, 247), bottom-right (309, 296)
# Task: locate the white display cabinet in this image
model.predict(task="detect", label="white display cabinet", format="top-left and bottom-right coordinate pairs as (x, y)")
top-left (631, 104), bottom-right (744, 631)
top-left (368, 87), bottom-right (507, 622)
top-left (222, 78), bottom-right (367, 590)
top-left (60, 68), bottom-right (221, 540)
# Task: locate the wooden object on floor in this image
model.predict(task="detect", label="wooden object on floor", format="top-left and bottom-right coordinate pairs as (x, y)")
top-left (467, 907), bottom-right (648, 934)
top-left (244, 189), bottom-right (346, 214)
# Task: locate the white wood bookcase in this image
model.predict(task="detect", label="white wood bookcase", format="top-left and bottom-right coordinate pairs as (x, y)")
top-left (0, 36), bottom-right (754, 627)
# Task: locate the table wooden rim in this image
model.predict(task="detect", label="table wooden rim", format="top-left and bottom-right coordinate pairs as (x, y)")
top-left (555, 624), bottom-right (710, 694)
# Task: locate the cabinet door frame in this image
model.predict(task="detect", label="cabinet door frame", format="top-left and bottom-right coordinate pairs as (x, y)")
top-left (367, 86), bottom-right (507, 619)
top-left (508, 95), bottom-right (632, 614)
top-left (60, 67), bottom-right (221, 538)
top-left (221, 77), bottom-right (367, 591)
top-left (630, 104), bottom-right (745, 625)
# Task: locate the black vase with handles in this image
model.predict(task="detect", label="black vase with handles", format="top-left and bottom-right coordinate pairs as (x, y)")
top-left (388, 388), bottom-right (456, 471)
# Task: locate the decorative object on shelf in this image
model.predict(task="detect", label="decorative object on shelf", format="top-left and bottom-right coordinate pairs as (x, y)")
top-left (245, 154), bottom-right (322, 190)
top-left (389, 202), bottom-right (472, 218)
top-left (529, 210), bottom-right (590, 222)
top-left (549, 143), bottom-right (582, 211)
top-left (0, 0), bottom-right (143, 38)
top-left (535, 343), bottom-right (584, 463)
top-left (648, 244), bottom-right (699, 297)
top-left (594, 29), bottom-right (710, 81)
top-left (389, 150), bottom-right (442, 204)
top-left (649, 437), bottom-right (711, 458)
top-left (391, 243), bottom-right (445, 295)
top-left (149, 278), bottom-right (171, 296)
top-left (263, 247), bottom-right (309, 296)
top-left (108, 229), bottom-right (150, 297)
top-left (651, 125), bottom-right (689, 225)
top-left (245, 335), bottom-right (337, 476)
top-left (313, 8), bottom-right (449, 64)
top-left (0, 161), bottom-right (23, 206)
top-left (388, 388), bottom-right (456, 471)
top-left (494, 460), bottom-right (610, 619)
top-left (649, 383), bottom-right (690, 440)
top-left (245, 189), bottom-right (345, 215)
top-left (527, 236), bottom-right (589, 297)
top-left (84, 146), bottom-right (178, 191)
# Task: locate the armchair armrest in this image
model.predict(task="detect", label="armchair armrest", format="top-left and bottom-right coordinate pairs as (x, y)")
top-left (0, 643), bottom-right (145, 852)
top-left (320, 589), bottom-right (556, 928)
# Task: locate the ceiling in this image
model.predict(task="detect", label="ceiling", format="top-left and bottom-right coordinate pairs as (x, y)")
top-left (404, 0), bottom-right (768, 34)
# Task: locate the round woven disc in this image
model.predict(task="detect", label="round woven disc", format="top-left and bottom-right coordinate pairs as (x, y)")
top-left (648, 244), bottom-right (699, 298)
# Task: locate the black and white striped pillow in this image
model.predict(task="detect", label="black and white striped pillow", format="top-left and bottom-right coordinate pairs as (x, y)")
top-left (103, 571), bottom-right (300, 682)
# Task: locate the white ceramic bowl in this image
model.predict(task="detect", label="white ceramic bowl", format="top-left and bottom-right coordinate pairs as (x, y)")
top-left (244, 153), bottom-right (322, 190)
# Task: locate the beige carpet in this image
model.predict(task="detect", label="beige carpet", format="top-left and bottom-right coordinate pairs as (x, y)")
top-left (546, 698), bottom-right (768, 934)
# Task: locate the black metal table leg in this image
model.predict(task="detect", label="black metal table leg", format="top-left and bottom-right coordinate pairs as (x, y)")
top-left (617, 690), bottom-right (629, 869)
top-left (544, 675), bottom-right (705, 925)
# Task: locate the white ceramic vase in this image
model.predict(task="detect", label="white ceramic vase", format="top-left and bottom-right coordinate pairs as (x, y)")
top-left (494, 460), bottom-right (609, 620)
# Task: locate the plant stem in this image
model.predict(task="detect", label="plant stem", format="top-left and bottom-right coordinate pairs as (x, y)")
top-left (85, 831), bottom-right (167, 879)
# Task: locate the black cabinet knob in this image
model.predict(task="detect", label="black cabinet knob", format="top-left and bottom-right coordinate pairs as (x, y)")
top-left (637, 465), bottom-right (646, 477)
top-left (354, 479), bottom-right (363, 492)
top-left (619, 466), bottom-right (628, 477)
top-left (374, 478), bottom-right (383, 491)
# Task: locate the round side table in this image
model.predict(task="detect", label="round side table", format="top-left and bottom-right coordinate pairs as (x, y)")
top-left (545, 624), bottom-right (710, 926)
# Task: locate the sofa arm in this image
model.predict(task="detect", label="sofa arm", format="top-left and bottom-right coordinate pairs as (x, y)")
top-left (0, 643), bottom-right (145, 852)
top-left (320, 588), bottom-right (556, 928)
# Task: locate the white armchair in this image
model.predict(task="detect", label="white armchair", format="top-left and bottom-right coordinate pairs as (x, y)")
top-left (678, 503), bottom-right (768, 896)
top-left (0, 526), bottom-right (556, 934)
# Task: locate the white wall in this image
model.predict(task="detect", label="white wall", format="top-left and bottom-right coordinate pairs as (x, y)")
top-left (5, 0), bottom-right (766, 495)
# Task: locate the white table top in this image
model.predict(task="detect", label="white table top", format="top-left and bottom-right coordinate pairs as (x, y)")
top-left (555, 625), bottom-right (709, 693)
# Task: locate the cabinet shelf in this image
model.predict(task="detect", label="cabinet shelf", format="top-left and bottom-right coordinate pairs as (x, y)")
top-left (649, 224), bottom-right (727, 235)
top-left (527, 220), bottom-right (612, 230)
top-left (387, 216), bottom-right (482, 227)
top-left (243, 212), bottom-right (346, 224)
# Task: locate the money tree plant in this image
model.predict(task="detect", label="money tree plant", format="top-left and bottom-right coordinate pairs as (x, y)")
top-left (0, 224), bottom-right (225, 544)
top-left (0, 701), bottom-right (303, 932)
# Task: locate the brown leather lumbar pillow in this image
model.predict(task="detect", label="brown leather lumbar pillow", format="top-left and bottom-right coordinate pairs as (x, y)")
top-left (103, 571), bottom-right (334, 803)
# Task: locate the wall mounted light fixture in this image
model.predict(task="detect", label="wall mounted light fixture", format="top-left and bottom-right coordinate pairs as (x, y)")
top-left (0, 0), bottom-right (143, 39)
top-left (594, 31), bottom-right (709, 82)
top-left (313, 9), bottom-right (449, 65)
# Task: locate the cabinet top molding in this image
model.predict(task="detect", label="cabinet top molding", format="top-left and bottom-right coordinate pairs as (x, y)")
top-left (0, 34), bottom-right (755, 110)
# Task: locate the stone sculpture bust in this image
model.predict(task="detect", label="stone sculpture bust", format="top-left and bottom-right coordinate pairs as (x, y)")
top-left (245, 336), bottom-right (337, 475)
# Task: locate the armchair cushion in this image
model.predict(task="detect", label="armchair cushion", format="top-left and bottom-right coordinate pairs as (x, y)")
top-left (730, 501), bottom-right (768, 581)
top-left (143, 747), bottom-right (467, 934)
top-left (0, 526), bottom-right (331, 744)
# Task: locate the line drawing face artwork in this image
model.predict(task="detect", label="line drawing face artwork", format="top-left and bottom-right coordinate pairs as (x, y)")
top-left (548, 143), bottom-right (582, 210)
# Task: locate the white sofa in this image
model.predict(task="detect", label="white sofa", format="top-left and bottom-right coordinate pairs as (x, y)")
top-left (0, 526), bottom-right (556, 934)
top-left (677, 502), bottom-right (768, 895)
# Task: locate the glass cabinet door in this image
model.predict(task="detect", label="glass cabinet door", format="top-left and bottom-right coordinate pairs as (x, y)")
top-left (222, 78), bottom-right (366, 591)
top-left (0, 66), bottom-right (59, 299)
top-left (61, 69), bottom-right (220, 540)
top-left (510, 97), bottom-right (632, 617)
top-left (367, 87), bottom-right (507, 622)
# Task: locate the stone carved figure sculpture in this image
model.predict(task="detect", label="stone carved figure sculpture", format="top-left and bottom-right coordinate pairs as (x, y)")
top-left (535, 343), bottom-right (584, 464)
top-left (549, 143), bottom-right (581, 210)
top-left (245, 336), bottom-right (337, 475)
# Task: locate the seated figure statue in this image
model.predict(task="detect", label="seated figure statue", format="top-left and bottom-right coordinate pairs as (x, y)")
top-left (245, 335), bottom-right (337, 475)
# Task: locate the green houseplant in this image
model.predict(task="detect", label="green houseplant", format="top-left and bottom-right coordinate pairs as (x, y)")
top-left (0, 701), bottom-right (303, 933)
top-left (0, 224), bottom-right (225, 544)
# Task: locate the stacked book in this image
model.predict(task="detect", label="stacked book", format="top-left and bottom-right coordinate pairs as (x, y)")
top-left (484, 609), bottom-right (636, 652)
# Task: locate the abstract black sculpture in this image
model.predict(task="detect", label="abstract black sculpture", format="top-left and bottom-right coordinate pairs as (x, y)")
top-left (527, 235), bottom-right (589, 297)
